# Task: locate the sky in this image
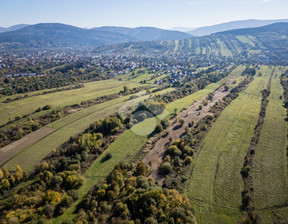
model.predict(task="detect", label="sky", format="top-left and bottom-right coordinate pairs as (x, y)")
top-left (1, 0), bottom-right (288, 29)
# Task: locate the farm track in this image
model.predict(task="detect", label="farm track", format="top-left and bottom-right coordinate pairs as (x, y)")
top-left (52, 68), bottom-right (243, 224)
top-left (142, 85), bottom-right (231, 184)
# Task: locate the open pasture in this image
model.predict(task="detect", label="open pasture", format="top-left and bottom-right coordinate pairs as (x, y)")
top-left (185, 66), bottom-right (273, 224)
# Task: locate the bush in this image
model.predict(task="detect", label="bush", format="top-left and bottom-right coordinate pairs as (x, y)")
top-left (184, 156), bottom-right (193, 165)
top-left (43, 204), bottom-right (54, 218)
top-left (160, 162), bottom-right (173, 175)
top-left (14, 115), bottom-right (22, 121)
top-left (161, 130), bottom-right (169, 137)
top-left (35, 107), bottom-right (42, 112)
top-left (160, 118), bottom-right (170, 129)
top-left (42, 105), bottom-right (52, 110)
top-left (67, 190), bottom-right (79, 201)
top-left (145, 217), bottom-right (158, 224)
top-left (154, 124), bottom-right (163, 134)
top-left (167, 145), bottom-right (182, 156)
top-left (106, 152), bottom-right (112, 160)
top-left (179, 119), bottom-right (185, 126)
top-left (136, 162), bottom-right (147, 176)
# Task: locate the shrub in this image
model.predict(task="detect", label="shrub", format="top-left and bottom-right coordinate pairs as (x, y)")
top-left (42, 105), bottom-right (52, 110)
top-left (43, 204), bottom-right (54, 218)
top-left (35, 107), bottom-right (42, 112)
top-left (14, 115), bottom-right (22, 121)
top-left (179, 119), bottom-right (185, 126)
top-left (136, 162), bottom-right (147, 176)
top-left (167, 145), bottom-right (182, 156)
top-left (154, 124), bottom-right (163, 134)
top-left (145, 217), bottom-right (158, 224)
top-left (198, 105), bottom-right (203, 110)
top-left (160, 118), bottom-right (170, 129)
top-left (184, 156), bottom-right (193, 165)
top-left (106, 152), bottom-right (112, 160)
top-left (67, 190), bottom-right (79, 201)
top-left (160, 162), bottom-right (173, 175)
top-left (161, 130), bottom-right (169, 137)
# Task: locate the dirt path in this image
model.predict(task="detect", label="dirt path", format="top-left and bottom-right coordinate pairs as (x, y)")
top-left (142, 85), bottom-right (231, 184)
top-left (0, 127), bottom-right (56, 167)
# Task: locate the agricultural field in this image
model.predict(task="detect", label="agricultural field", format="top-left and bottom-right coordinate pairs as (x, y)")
top-left (53, 66), bottom-right (244, 223)
top-left (0, 79), bottom-right (140, 126)
top-left (252, 67), bottom-right (288, 223)
top-left (1, 87), bottom-right (177, 171)
top-left (185, 66), bottom-right (273, 223)
top-left (2, 61), bottom-right (288, 224)
top-left (1, 10), bottom-right (288, 224)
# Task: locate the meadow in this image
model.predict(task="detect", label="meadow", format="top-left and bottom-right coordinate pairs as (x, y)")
top-left (185, 66), bottom-right (273, 223)
top-left (2, 87), bottom-right (176, 171)
top-left (0, 79), bottom-right (140, 126)
top-left (252, 67), bottom-right (288, 222)
top-left (53, 66), bottom-right (244, 223)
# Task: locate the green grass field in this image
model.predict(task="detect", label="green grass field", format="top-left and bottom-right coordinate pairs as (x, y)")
top-left (2, 95), bottom-right (134, 171)
top-left (216, 38), bottom-right (233, 57)
top-left (0, 79), bottom-right (140, 126)
top-left (185, 66), bottom-right (273, 224)
top-left (252, 67), bottom-right (288, 222)
top-left (2, 87), bottom-right (177, 171)
top-left (53, 66), bottom-right (244, 223)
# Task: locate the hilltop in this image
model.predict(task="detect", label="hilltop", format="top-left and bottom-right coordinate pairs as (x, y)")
top-left (94, 22), bottom-right (288, 64)
top-left (0, 23), bottom-right (191, 49)
top-left (188, 18), bottom-right (288, 36)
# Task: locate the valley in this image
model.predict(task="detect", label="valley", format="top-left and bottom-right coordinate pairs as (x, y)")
top-left (1, 18), bottom-right (288, 224)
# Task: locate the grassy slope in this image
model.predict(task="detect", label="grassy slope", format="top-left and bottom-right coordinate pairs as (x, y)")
top-left (52, 70), bottom-right (236, 223)
top-left (0, 79), bottom-right (139, 126)
top-left (185, 66), bottom-right (272, 224)
top-left (2, 88), bottom-right (177, 171)
top-left (2, 96), bottom-right (130, 171)
top-left (253, 67), bottom-right (288, 223)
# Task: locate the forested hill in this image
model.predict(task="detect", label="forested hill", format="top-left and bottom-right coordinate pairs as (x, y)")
top-left (92, 26), bottom-right (192, 41)
top-left (0, 23), bottom-right (135, 49)
top-left (0, 23), bottom-right (191, 49)
top-left (188, 19), bottom-right (288, 36)
top-left (94, 22), bottom-right (288, 64)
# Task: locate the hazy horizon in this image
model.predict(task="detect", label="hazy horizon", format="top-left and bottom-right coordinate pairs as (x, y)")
top-left (1, 0), bottom-right (288, 29)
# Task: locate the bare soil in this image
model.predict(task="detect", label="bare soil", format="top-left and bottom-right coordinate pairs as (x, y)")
top-left (0, 127), bottom-right (56, 167)
top-left (142, 86), bottom-right (231, 184)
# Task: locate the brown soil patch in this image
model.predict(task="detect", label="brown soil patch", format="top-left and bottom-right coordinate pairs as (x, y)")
top-left (0, 127), bottom-right (56, 167)
top-left (142, 86), bottom-right (231, 184)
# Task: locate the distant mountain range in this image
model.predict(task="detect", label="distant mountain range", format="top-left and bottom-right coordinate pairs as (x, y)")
top-left (0, 23), bottom-right (192, 49)
top-left (0, 24), bottom-right (29, 33)
top-left (188, 19), bottom-right (288, 36)
top-left (94, 23), bottom-right (288, 63)
top-left (92, 26), bottom-right (192, 41)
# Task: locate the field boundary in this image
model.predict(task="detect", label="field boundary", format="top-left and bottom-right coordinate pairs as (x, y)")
top-left (0, 127), bottom-right (56, 167)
